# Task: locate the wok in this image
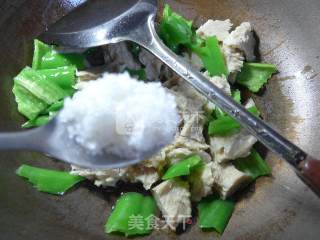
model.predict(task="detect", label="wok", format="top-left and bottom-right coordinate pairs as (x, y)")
top-left (0, 0), bottom-right (319, 239)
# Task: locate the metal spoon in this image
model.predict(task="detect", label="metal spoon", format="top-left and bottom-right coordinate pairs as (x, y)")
top-left (0, 117), bottom-right (145, 169)
top-left (1, 0), bottom-right (319, 195)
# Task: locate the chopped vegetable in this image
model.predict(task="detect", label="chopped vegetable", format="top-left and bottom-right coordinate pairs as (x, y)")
top-left (214, 89), bottom-right (242, 118)
top-left (37, 66), bottom-right (77, 93)
top-left (123, 68), bottom-right (147, 81)
top-left (192, 36), bottom-right (228, 77)
top-left (159, 4), bottom-right (193, 52)
top-left (236, 63), bottom-right (277, 92)
top-left (32, 39), bottom-right (53, 69)
top-left (32, 39), bottom-right (85, 70)
top-left (159, 6), bottom-right (228, 77)
top-left (209, 115), bottom-right (241, 136)
top-left (197, 195), bottom-right (234, 234)
top-left (22, 115), bottom-right (52, 128)
top-left (13, 40), bottom-right (79, 127)
top-left (12, 83), bottom-right (48, 120)
top-left (14, 67), bottom-right (69, 105)
top-left (232, 89), bottom-right (241, 103)
top-left (22, 100), bottom-right (63, 128)
top-left (40, 51), bottom-right (85, 70)
top-left (16, 164), bottom-right (85, 195)
top-left (162, 155), bottom-right (203, 180)
top-left (234, 149), bottom-right (271, 180)
top-left (208, 106), bottom-right (259, 136)
top-left (105, 192), bottom-right (156, 237)
top-left (44, 100), bottom-right (64, 113)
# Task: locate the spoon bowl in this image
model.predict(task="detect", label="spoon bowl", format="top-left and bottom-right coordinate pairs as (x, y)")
top-left (0, 116), bottom-right (144, 169)
top-left (43, 0), bottom-right (157, 48)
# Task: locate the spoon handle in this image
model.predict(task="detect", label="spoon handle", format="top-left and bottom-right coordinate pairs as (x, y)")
top-left (131, 16), bottom-right (320, 196)
top-left (0, 129), bottom-right (44, 152)
top-left (298, 156), bottom-right (320, 196)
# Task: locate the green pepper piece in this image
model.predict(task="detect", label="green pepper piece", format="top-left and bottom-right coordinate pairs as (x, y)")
top-left (198, 195), bottom-right (234, 234)
top-left (37, 66), bottom-right (77, 91)
top-left (159, 4), bottom-right (193, 52)
top-left (162, 155), bottom-right (203, 180)
top-left (32, 39), bottom-right (85, 70)
top-left (214, 89), bottom-right (242, 118)
top-left (208, 106), bottom-right (259, 136)
top-left (105, 192), bottom-right (157, 237)
top-left (43, 100), bottom-right (64, 114)
top-left (40, 51), bottom-right (86, 70)
top-left (192, 36), bottom-right (228, 77)
top-left (232, 89), bottom-right (241, 103)
top-left (14, 67), bottom-right (69, 105)
top-left (22, 115), bottom-right (52, 128)
top-left (16, 164), bottom-right (85, 195)
top-left (234, 149), bottom-right (271, 180)
top-left (236, 62), bottom-right (277, 92)
top-left (32, 39), bottom-right (53, 69)
top-left (12, 83), bottom-right (48, 120)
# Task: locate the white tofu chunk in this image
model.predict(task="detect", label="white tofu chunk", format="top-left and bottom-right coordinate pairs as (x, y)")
top-left (204, 71), bottom-right (231, 95)
top-left (209, 99), bottom-right (257, 163)
top-left (210, 129), bottom-right (257, 163)
top-left (224, 22), bottom-right (256, 61)
top-left (172, 71), bottom-right (232, 114)
top-left (126, 166), bottom-right (159, 190)
top-left (71, 164), bottom-right (159, 190)
top-left (189, 162), bottom-right (214, 201)
top-left (221, 44), bottom-right (244, 73)
top-left (175, 136), bottom-right (210, 152)
top-left (71, 166), bottom-right (127, 187)
top-left (166, 147), bottom-right (194, 164)
top-left (211, 162), bottom-right (251, 199)
top-left (221, 22), bottom-right (256, 75)
top-left (196, 19), bottom-right (233, 42)
top-left (143, 150), bottom-right (167, 169)
top-left (152, 180), bottom-right (191, 229)
top-left (139, 48), bottom-right (164, 81)
top-left (182, 52), bottom-right (203, 70)
top-left (203, 72), bottom-right (231, 112)
top-left (171, 78), bottom-right (207, 113)
top-left (198, 151), bottom-right (213, 163)
top-left (180, 112), bottom-right (206, 143)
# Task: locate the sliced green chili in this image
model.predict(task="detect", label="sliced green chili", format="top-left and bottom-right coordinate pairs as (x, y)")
top-left (198, 195), bottom-right (234, 234)
top-left (12, 83), bottom-right (48, 120)
top-left (37, 66), bottom-right (77, 91)
top-left (162, 155), bottom-right (203, 180)
top-left (192, 36), bottom-right (228, 77)
top-left (14, 67), bottom-right (69, 105)
top-left (105, 192), bottom-right (156, 237)
top-left (159, 4), bottom-right (193, 53)
top-left (236, 62), bottom-right (277, 92)
top-left (208, 106), bottom-right (259, 136)
top-left (234, 149), bottom-right (271, 180)
top-left (32, 39), bottom-right (85, 70)
top-left (16, 164), bottom-right (85, 195)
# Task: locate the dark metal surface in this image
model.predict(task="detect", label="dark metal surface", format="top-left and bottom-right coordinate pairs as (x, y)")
top-left (0, 0), bottom-right (319, 239)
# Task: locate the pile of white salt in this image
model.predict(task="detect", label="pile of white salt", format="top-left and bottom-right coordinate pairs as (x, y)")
top-left (58, 72), bottom-right (180, 161)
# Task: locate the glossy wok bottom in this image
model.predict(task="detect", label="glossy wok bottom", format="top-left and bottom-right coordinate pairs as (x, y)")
top-left (0, 0), bottom-right (319, 239)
